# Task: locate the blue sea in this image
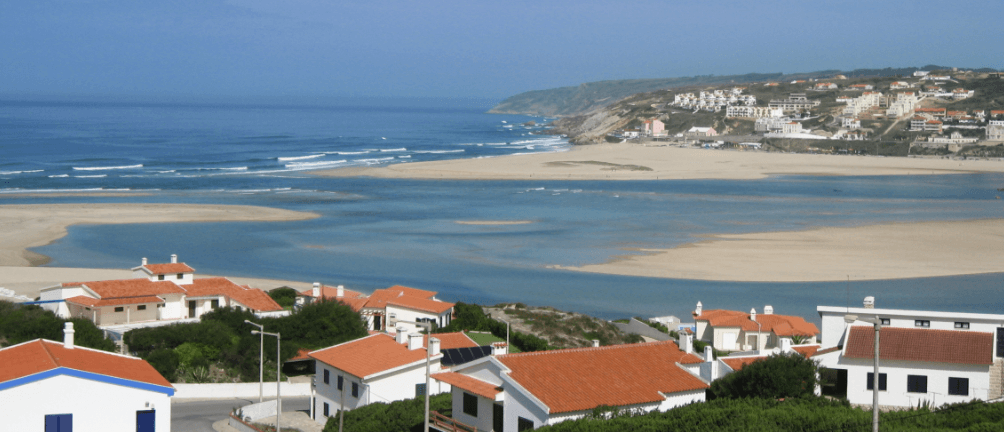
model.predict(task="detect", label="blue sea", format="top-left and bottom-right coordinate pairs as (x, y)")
top-left (2, 97), bottom-right (1003, 324)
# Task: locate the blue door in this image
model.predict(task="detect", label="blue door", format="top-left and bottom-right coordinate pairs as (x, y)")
top-left (136, 410), bottom-right (156, 432)
top-left (45, 414), bottom-right (72, 432)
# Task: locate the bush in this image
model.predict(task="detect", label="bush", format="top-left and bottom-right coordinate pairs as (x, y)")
top-left (708, 352), bottom-right (819, 400)
top-left (146, 348), bottom-right (180, 382)
top-left (438, 303), bottom-right (548, 352)
top-left (0, 301), bottom-right (116, 351)
top-left (268, 287), bottom-right (298, 308)
top-left (324, 393), bottom-right (451, 432)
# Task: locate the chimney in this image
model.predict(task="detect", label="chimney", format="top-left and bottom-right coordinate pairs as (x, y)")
top-left (63, 322), bottom-right (75, 349)
top-left (396, 328), bottom-right (408, 344)
top-left (679, 333), bottom-right (693, 354)
top-left (408, 333), bottom-right (423, 350)
top-left (780, 338), bottom-right (793, 353)
top-left (591, 339), bottom-right (600, 348)
top-left (863, 296), bottom-right (875, 309)
top-left (141, 257), bottom-right (147, 266)
top-left (764, 305), bottom-right (773, 315)
top-left (491, 342), bottom-right (508, 356)
top-left (337, 285), bottom-right (345, 297)
top-left (704, 345), bottom-right (714, 362)
top-left (695, 301), bottom-right (703, 316)
top-left (428, 337), bottom-right (441, 356)
top-left (312, 282), bottom-right (321, 298)
top-left (170, 254), bottom-right (177, 264)
top-left (750, 308), bottom-right (757, 322)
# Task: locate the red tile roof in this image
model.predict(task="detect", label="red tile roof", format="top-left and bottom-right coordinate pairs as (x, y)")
top-left (298, 285), bottom-right (364, 299)
top-left (184, 278), bottom-right (283, 312)
top-left (69, 279), bottom-right (187, 298)
top-left (844, 327), bottom-right (993, 365)
top-left (695, 310), bottom-right (819, 337)
top-left (792, 345), bottom-right (821, 358)
top-left (65, 295), bottom-right (164, 308)
top-left (142, 263), bottom-right (195, 274)
top-left (387, 296), bottom-right (454, 314)
top-left (722, 356), bottom-right (763, 371)
top-left (363, 285), bottom-right (451, 313)
top-left (336, 297), bottom-right (369, 313)
top-left (496, 341), bottom-right (706, 414)
top-left (386, 285), bottom-right (437, 299)
top-left (0, 339), bottom-right (172, 389)
top-left (431, 372), bottom-right (501, 399)
top-left (426, 332), bottom-right (479, 350)
top-left (310, 334), bottom-right (434, 378)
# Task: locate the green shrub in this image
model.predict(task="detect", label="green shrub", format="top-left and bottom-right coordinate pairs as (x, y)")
top-left (323, 393), bottom-right (451, 432)
top-left (708, 352), bottom-right (819, 400)
top-left (438, 303), bottom-right (548, 352)
top-left (268, 287), bottom-right (298, 308)
top-left (0, 301), bottom-right (116, 351)
top-left (146, 348), bottom-right (180, 382)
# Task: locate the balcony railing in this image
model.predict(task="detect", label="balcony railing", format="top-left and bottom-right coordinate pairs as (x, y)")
top-left (429, 411), bottom-right (477, 432)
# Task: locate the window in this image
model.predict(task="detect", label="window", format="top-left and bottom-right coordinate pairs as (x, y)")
top-left (955, 322), bottom-right (970, 329)
top-left (115, 306), bottom-right (125, 313)
top-left (415, 383), bottom-right (427, 397)
top-left (323, 369), bottom-right (329, 385)
top-left (998, 328), bottom-right (1004, 358)
top-left (45, 414), bottom-right (72, 432)
top-left (138, 305), bottom-right (147, 311)
top-left (211, 299), bottom-right (220, 309)
top-left (351, 382), bottom-right (359, 398)
top-left (866, 372), bottom-right (887, 391)
top-left (323, 402), bottom-right (330, 417)
top-left (907, 375), bottom-right (928, 393)
top-left (463, 392), bottom-right (478, 417)
top-left (158, 274), bottom-right (165, 280)
top-left (517, 417), bottom-right (534, 432)
top-left (915, 320), bottom-right (931, 328)
top-left (880, 318), bottom-right (891, 326)
top-left (337, 375), bottom-right (343, 391)
top-left (948, 377), bottom-right (969, 396)
top-left (177, 273), bottom-right (184, 279)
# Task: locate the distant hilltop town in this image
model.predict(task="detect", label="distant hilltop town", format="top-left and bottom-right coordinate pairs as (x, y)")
top-left (539, 67), bottom-right (1004, 158)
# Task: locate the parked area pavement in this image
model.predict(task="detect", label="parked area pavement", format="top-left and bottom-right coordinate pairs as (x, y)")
top-left (174, 396), bottom-right (310, 432)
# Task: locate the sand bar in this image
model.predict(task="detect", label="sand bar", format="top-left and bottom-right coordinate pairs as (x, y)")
top-left (567, 219), bottom-right (1004, 282)
top-left (455, 220), bottom-right (534, 225)
top-left (0, 203), bottom-right (319, 267)
top-left (311, 144), bottom-right (1004, 181)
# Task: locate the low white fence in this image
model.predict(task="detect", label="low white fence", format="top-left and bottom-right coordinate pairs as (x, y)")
top-left (173, 381), bottom-right (310, 399)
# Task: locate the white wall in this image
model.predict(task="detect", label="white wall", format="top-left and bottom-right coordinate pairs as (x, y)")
top-left (40, 286), bottom-right (87, 318)
top-left (386, 304), bottom-right (446, 333)
top-left (313, 359), bottom-right (446, 425)
top-left (451, 389), bottom-right (497, 432)
top-left (173, 382), bottom-right (310, 399)
top-left (840, 358), bottom-right (990, 407)
top-left (819, 306), bottom-right (1004, 354)
top-left (502, 382), bottom-right (549, 432)
top-left (0, 374), bottom-right (171, 432)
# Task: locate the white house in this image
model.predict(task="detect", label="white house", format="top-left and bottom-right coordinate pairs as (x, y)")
top-left (309, 330), bottom-right (469, 423)
top-left (38, 255), bottom-right (284, 325)
top-left (815, 297), bottom-right (1004, 407)
top-left (0, 323), bottom-right (174, 432)
top-left (693, 302), bottom-right (819, 352)
top-left (296, 284), bottom-right (455, 333)
top-left (431, 340), bottom-right (708, 432)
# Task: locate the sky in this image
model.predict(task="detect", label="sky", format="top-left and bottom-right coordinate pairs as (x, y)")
top-left (2, 0), bottom-right (1002, 100)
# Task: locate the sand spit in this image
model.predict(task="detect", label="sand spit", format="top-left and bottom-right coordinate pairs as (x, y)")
top-left (455, 220), bottom-right (534, 225)
top-left (566, 219), bottom-right (1004, 282)
top-left (0, 203), bottom-right (319, 267)
top-left (311, 144), bottom-right (1004, 181)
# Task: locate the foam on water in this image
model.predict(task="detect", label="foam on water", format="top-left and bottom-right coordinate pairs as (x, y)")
top-left (414, 149), bottom-right (465, 154)
top-left (74, 174), bottom-right (108, 178)
top-left (277, 154), bottom-right (325, 161)
top-left (72, 164), bottom-right (143, 171)
top-left (0, 169), bottom-right (44, 175)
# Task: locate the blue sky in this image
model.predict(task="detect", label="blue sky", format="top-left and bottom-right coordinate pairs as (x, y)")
top-left (2, 0), bottom-right (1001, 100)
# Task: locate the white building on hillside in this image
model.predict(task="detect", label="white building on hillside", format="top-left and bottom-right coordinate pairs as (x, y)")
top-left (296, 284), bottom-right (455, 333)
top-left (0, 323), bottom-right (174, 432)
top-left (693, 302), bottom-right (819, 352)
top-left (815, 297), bottom-right (1004, 408)
top-left (431, 341), bottom-right (707, 432)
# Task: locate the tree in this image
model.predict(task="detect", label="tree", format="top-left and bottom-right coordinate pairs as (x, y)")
top-left (268, 287), bottom-right (298, 308)
top-left (708, 352), bottom-right (819, 400)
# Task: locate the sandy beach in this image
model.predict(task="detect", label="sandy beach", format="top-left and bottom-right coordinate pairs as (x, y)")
top-left (566, 219), bottom-right (1004, 282)
top-left (0, 203), bottom-right (319, 267)
top-left (455, 220), bottom-right (534, 225)
top-left (312, 143), bottom-right (1004, 181)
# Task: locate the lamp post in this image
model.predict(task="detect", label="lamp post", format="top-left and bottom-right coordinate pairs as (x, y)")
top-left (245, 320), bottom-right (264, 403)
top-left (845, 314), bottom-right (881, 432)
top-left (252, 329), bottom-right (282, 432)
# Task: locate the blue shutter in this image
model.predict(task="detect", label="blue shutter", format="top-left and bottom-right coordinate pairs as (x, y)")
top-left (45, 414), bottom-right (72, 432)
top-left (137, 410), bottom-right (156, 432)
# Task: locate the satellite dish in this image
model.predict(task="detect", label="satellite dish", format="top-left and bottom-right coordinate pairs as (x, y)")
top-left (772, 347), bottom-right (781, 355)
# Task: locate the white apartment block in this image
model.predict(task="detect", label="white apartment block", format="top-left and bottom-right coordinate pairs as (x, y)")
top-left (725, 106), bottom-right (782, 119)
top-left (987, 120), bottom-right (1004, 141)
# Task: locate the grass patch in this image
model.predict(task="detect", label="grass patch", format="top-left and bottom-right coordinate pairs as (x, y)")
top-left (463, 331), bottom-right (522, 353)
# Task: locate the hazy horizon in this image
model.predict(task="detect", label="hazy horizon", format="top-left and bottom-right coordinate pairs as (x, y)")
top-left (3, 0), bottom-right (1002, 100)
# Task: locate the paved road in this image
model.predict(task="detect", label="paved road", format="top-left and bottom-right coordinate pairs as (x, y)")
top-left (172, 396), bottom-right (310, 432)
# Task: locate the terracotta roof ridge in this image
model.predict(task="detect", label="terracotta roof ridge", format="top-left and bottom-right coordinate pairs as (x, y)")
top-left (41, 339), bottom-right (149, 361)
top-left (501, 341), bottom-right (675, 358)
top-left (37, 339), bottom-right (60, 368)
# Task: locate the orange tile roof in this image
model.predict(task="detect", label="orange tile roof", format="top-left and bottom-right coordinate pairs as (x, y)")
top-left (70, 279), bottom-right (186, 298)
top-left (142, 263), bottom-right (195, 274)
top-left (695, 310), bottom-right (819, 336)
top-left (722, 356), bottom-right (763, 371)
top-left (496, 341), bottom-right (706, 414)
top-left (336, 297), bottom-right (369, 313)
top-left (426, 332), bottom-right (479, 350)
top-left (387, 296), bottom-right (454, 314)
top-left (386, 285), bottom-right (437, 299)
top-left (0, 339), bottom-right (172, 389)
top-left (811, 346), bottom-right (842, 357)
top-left (298, 285), bottom-right (364, 299)
top-left (844, 327), bottom-right (992, 365)
top-left (288, 349), bottom-right (312, 362)
top-left (310, 334), bottom-right (434, 378)
top-left (65, 295), bottom-right (164, 308)
top-left (431, 372), bottom-right (501, 399)
top-left (792, 345), bottom-right (821, 358)
top-left (185, 278), bottom-right (283, 312)
top-left (364, 285), bottom-right (448, 312)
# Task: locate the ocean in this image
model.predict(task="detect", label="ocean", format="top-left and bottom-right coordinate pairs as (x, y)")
top-left (2, 97), bottom-right (1003, 323)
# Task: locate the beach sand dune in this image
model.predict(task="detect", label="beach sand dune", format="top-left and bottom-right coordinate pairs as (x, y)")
top-left (312, 144), bottom-right (1004, 181)
top-left (0, 203), bottom-right (319, 267)
top-left (567, 219), bottom-right (1004, 282)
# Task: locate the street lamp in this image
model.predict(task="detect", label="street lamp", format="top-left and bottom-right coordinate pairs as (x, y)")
top-left (245, 320), bottom-right (264, 403)
top-left (845, 314), bottom-right (881, 432)
top-left (252, 329), bottom-right (282, 432)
